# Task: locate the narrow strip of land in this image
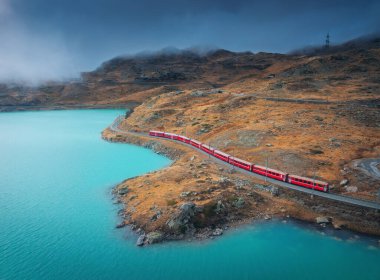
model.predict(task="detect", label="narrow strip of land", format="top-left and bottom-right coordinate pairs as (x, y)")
top-left (108, 115), bottom-right (380, 210)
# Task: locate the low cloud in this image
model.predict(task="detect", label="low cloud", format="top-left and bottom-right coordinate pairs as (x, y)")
top-left (0, 1), bottom-right (78, 85)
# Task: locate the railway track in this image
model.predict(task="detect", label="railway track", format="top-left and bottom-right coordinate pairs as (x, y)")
top-left (108, 116), bottom-right (380, 210)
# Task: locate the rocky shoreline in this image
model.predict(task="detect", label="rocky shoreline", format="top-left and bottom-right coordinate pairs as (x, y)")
top-left (102, 127), bottom-right (380, 246)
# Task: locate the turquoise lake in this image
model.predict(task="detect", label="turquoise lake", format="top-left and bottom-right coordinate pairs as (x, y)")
top-left (0, 109), bottom-right (379, 280)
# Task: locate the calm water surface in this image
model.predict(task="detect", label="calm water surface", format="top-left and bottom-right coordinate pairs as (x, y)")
top-left (0, 110), bottom-right (379, 280)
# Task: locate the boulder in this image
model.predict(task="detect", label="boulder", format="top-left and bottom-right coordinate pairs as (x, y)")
top-left (118, 187), bottom-right (129, 196)
top-left (316, 216), bottom-right (331, 224)
top-left (136, 234), bottom-right (146, 246)
top-left (166, 202), bottom-right (196, 231)
top-left (212, 228), bottom-right (224, 236)
top-left (180, 191), bottom-right (191, 198)
top-left (115, 221), bottom-right (126, 228)
top-left (345, 186), bottom-right (358, 193)
top-left (215, 200), bottom-right (226, 214)
top-left (145, 231), bottom-right (164, 244)
top-left (233, 197), bottom-right (245, 208)
top-left (340, 179), bottom-right (349, 187)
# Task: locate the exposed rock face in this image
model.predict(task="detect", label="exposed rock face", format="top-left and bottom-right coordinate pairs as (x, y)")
top-left (118, 187), bottom-right (129, 196)
top-left (215, 200), bottom-right (226, 214)
top-left (340, 179), bottom-right (349, 187)
top-left (316, 216), bottom-right (331, 224)
top-left (136, 234), bottom-right (146, 246)
top-left (233, 197), bottom-right (245, 208)
top-left (212, 228), bottom-right (224, 236)
top-left (145, 231), bottom-right (164, 244)
top-left (166, 202), bottom-right (196, 233)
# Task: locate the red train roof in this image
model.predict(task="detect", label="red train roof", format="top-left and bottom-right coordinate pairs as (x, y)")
top-left (253, 164), bottom-right (287, 175)
top-left (201, 144), bottom-right (214, 150)
top-left (288, 174), bottom-right (328, 185)
top-left (229, 156), bottom-right (252, 166)
top-left (190, 139), bottom-right (201, 144)
top-left (164, 132), bottom-right (178, 137)
top-left (214, 149), bottom-right (230, 157)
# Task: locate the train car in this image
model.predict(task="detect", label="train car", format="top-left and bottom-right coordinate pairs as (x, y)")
top-left (287, 174), bottom-right (329, 192)
top-left (190, 139), bottom-right (201, 149)
top-left (163, 132), bottom-right (179, 140)
top-left (251, 164), bottom-right (287, 182)
top-left (200, 144), bottom-right (214, 155)
top-left (177, 135), bottom-right (191, 144)
top-left (213, 150), bottom-right (230, 162)
top-left (149, 130), bottom-right (165, 137)
top-left (228, 157), bottom-right (252, 171)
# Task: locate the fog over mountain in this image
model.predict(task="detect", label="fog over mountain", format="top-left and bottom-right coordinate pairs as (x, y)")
top-left (0, 0), bottom-right (379, 84)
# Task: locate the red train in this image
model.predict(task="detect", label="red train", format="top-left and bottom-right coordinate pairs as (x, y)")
top-left (148, 131), bottom-right (329, 192)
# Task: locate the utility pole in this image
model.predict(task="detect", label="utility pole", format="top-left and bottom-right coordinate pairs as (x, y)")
top-left (208, 141), bottom-right (211, 159)
top-left (325, 32), bottom-right (330, 49)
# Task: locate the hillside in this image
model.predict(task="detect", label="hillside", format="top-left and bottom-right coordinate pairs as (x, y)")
top-left (0, 49), bottom-right (289, 109)
top-left (97, 37), bottom-right (380, 241)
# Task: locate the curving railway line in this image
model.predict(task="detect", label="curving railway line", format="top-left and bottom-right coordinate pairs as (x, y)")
top-left (108, 115), bottom-right (380, 210)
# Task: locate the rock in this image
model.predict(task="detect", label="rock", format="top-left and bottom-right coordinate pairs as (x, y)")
top-left (264, 215), bottom-right (271, 220)
top-left (190, 156), bottom-right (196, 161)
top-left (115, 221), bottom-right (126, 228)
top-left (340, 179), bottom-right (349, 187)
top-left (233, 197), bottom-right (245, 208)
top-left (212, 228), bottom-right (224, 236)
top-left (215, 200), bottom-right (225, 214)
top-left (136, 234), bottom-right (146, 246)
top-left (118, 187), bottom-right (129, 195)
top-left (345, 185), bottom-right (358, 193)
top-left (129, 195), bottom-right (137, 201)
top-left (266, 143), bottom-right (273, 147)
top-left (166, 202), bottom-right (196, 231)
top-left (180, 191), bottom-right (191, 198)
top-left (270, 186), bottom-right (279, 196)
top-left (191, 90), bottom-right (205, 97)
top-left (316, 216), bottom-right (331, 224)
top-left (145, 231), bottom-right (164, 244)
top-left (150, 210), bottom-right (162, 221)
top-left (332, 222), bottom-right (344, 230)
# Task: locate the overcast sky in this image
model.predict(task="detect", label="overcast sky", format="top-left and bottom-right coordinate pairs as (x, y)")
top-left (0, 0), bottom-right (379, 84)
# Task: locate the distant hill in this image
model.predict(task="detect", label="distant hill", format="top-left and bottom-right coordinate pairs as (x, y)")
top-left (1, 34), bottom-right (379, 110)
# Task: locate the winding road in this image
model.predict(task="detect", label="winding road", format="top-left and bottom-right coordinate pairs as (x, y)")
top-left (108, 116), bottom-right (380, 210)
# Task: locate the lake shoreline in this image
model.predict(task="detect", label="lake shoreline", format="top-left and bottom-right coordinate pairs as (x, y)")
top-left (0, 102), bottom-right (139, 113)
top-left (102, 125), bottom-right (380, 246)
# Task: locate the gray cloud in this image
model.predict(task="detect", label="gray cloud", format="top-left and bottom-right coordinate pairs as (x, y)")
top-left (1, 0), bottom-right (380, 84)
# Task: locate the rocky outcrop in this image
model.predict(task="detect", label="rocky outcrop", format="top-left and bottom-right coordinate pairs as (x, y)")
top-left (136, 234), bottom-right (146, 246)
top-left (145, 231), bottom-right (164, 244)
top-left (316, 216), bottom-right (331, 224)
top-left (166, 202), bottom-right (197, 233)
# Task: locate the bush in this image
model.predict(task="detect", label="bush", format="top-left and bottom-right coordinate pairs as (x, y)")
top-left (166, 199), bottom-right (177, 206)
